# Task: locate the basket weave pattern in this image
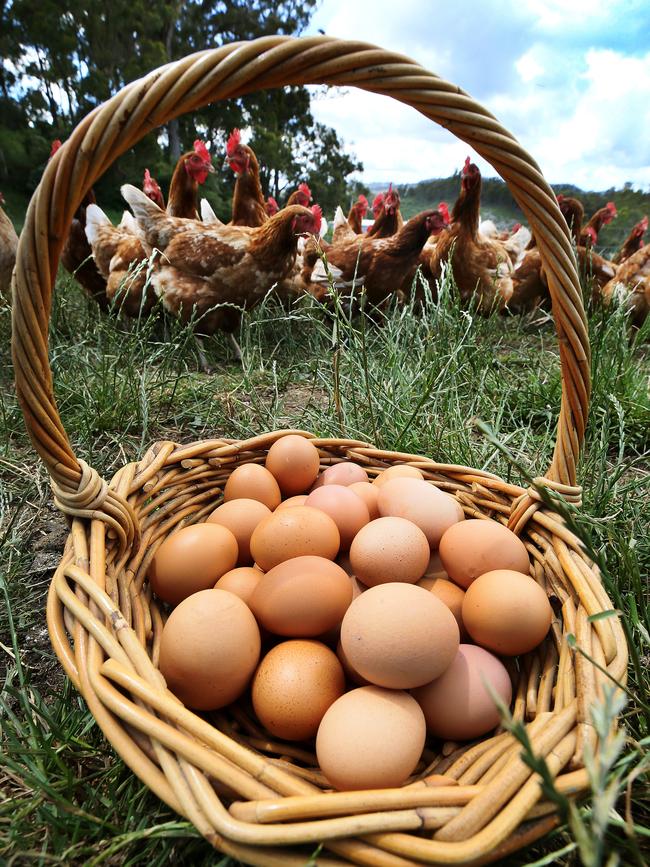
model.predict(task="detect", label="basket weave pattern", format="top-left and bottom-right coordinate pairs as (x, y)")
top-left (12, 37), bottom-right (627, 865)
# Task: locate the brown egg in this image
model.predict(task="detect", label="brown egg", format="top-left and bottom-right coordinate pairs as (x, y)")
top-left (305, 485), bottom-right (370, 550)
top-left (372, 465), bottom-right (424, 487)
top-left (422, 550), bottom-right (449, 580)
top-left (215, 567), bottom-right (262, 604)
top-left (159, 589), bottom-right (260, 710)
top-left (336, 640), bottom-right (371, 686)
top-left (320, 462), bottom-right (369, 486)
top-left (265, 435), bottom-right (320, 496)
top-left (378, 478), bottom-right (463, 548)
top-left (250, 506), bottom-right (340, 571)
top-left (336, 554), bottom-right (366, 598)
top-left (207, 498), bottom-right (272, 565)
top-left (149, 523), bottom-right (238, 606)
top-left (249, 556), bottom-right (353, 636)
top-left (438, 519), bottom-right (530, 589)
top-left (349, 517), bottom-right (430, 586)
top-left (252, 640), bottom-right (345, 740)
top-left (340, 583), bottom-right (459, 688)
top-left (348, 482), bottom-right (380, 520)
top-left (462, 569), bottom-right (553, 655)
top-left (316, 687), bottom-right (426, 790)
top-left (224, 464), bottom-right (282, 511)
top-left (275, 495), bottom-right (309, 511)
top-left (412, 645), bottom-right (513, 740)
top-left (417, 577), bottom-right (467, 639)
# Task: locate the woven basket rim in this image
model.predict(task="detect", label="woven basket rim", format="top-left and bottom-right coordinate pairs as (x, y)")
top-left (46, 432), bottom-right (628, 866)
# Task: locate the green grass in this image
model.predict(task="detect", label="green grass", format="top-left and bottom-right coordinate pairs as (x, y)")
top-left (0, 271), bottom-right (649, 865)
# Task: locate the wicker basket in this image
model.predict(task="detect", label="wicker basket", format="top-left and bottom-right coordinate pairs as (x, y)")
top-left (12, 36), bottom-right (628, 866)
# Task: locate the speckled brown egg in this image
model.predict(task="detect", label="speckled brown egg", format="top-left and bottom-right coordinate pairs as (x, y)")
top-left (462, 569), bottom-right (553, 655)
top-left (316, 687), bottom-right (426, 790)
top-left (249, 556), bottom-right (352, 636)
top-left (149, 523), bottom-right (239, 606)
top-left (438, 519), bottom-right (530, 589)
top-left (347, 482), bottom-right (380, 520)
top-left (417, 576), bottom-right (467, 638)
top-left (275, 495), bottom-right (309, 511)
top-left (207, 498), bottom-right (272, 565)
top-left (159, 589), bottom-right (260, 710)
top-left (422, 550), bottom-right (449, 580)
top-left (340, 583), bottom-right (459, 688)
top-left (214, 567), bottom-right (263, 604)
top-left (223, 464), bottom-right (282, 511)
top-left (349, 517), bottom-right (430, 586)
top-left (412, 644), bottom-right (513, 740)
top-left (265, 435), bottom-right (320, 496)
top-left (336, 640), bottom-right (371, 686)
top-left (250, 506), bottom-right (340, 571)
top-left (320, 462), bottom-right (369, 487)
top-left (378, 478), bottom-right (464, 548)
top-left (252, 640), bottom-right (345, 740)
top-left (305, 485), bottom-right (370, 550)
top-left (372, 465), bottom-right (424, 487)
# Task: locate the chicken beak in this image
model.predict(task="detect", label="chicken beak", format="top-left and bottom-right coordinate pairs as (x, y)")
top-left (206, 161), bottom-right (215, 174)
top-left (222, 156), bottom-right (231, 170)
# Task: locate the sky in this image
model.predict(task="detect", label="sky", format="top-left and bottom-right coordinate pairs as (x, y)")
top-left (303, 0), bottom-right (650, 191)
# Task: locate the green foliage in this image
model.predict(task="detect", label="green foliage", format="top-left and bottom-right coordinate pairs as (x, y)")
top-left (0, 0), bottom-right (364, 219)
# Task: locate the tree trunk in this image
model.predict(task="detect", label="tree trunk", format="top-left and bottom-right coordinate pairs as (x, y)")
top-left (165, 1), bottom-right (184, 161)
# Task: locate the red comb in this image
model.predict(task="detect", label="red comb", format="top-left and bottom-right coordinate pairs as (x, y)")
top-left (144, 168), bottom-right (152, 183)
top-left (557, 194), bottom-right (564, 203)
top-left (311, 203), bottom-right (323, 223)
top-left (639, 215), bottom-right (649, 232)
top-left (226, 128), bottom-right (241, 157)
top-left (372, 192), bottom-right (384, 208)
top-left (438, 202), bottom-right (450, 224)
top-left (50, 139), bottom-right (62, 157)
top-left (193, 139), bottom-right (211, 163)
top-left (606, 201), bottom-right (617, 216)
top-left (512, 222), bottom-right (521, 233)
top-left (585, 226), bottom-right (597, 244)
top-left (299, 182), bottom-right (312, 200)
top-left (358, 194), bottom-right (369, 207)
top-left (463, 156), bottom-right (472, 174)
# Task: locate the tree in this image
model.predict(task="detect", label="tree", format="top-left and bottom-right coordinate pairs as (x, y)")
top-left (0, 0), bottom-right (365, 218)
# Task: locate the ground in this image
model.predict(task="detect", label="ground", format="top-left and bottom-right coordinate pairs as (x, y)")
top-left (0, 274), bottom-right (648, 865)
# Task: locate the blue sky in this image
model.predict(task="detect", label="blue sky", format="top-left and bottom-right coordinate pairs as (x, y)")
top-left (303, 0), bottom-right (650, 190)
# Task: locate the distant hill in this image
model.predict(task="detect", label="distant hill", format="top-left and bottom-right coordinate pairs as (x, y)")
top-left (365, 176), bottom-right (650, 256)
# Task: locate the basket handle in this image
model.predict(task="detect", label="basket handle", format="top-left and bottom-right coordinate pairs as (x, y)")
top-left (11, 35), bottom-right (590, 545)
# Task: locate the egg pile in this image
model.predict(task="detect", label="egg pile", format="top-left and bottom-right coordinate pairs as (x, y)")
top-left (151, 435), bottom-right (554, 791)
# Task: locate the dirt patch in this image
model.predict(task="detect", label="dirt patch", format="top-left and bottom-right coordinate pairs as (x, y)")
top-left (2, 500), bottom-right (70, 700)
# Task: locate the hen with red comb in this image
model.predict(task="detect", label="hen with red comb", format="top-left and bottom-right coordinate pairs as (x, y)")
top-left (143, 169), bottom-right (165, 209)
top-left (286, 183), bottom-right (313, 208)
top-left (367, 184), bottom-right (403, 238)
top-left (224, 128), bottom-right (268, 227)
top-left (426, 157), bottom-right (514, 313)
top-left (580, 200), bottom-right (618, 247)
top-left (613, 214), bottom-right (649, 264)
top-left (120, 181), bottom-right (323, 365)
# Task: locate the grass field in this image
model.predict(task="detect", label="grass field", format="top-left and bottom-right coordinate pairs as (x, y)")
top-left (1, 270), bottom-right (649, 865)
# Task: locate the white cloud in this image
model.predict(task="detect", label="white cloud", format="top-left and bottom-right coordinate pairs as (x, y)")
top-left (305, 0), bottom-right (650, 191)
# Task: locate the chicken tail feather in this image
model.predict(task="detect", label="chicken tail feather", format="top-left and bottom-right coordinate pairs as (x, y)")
top-left (85, 203), bottom-right (112, 247)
